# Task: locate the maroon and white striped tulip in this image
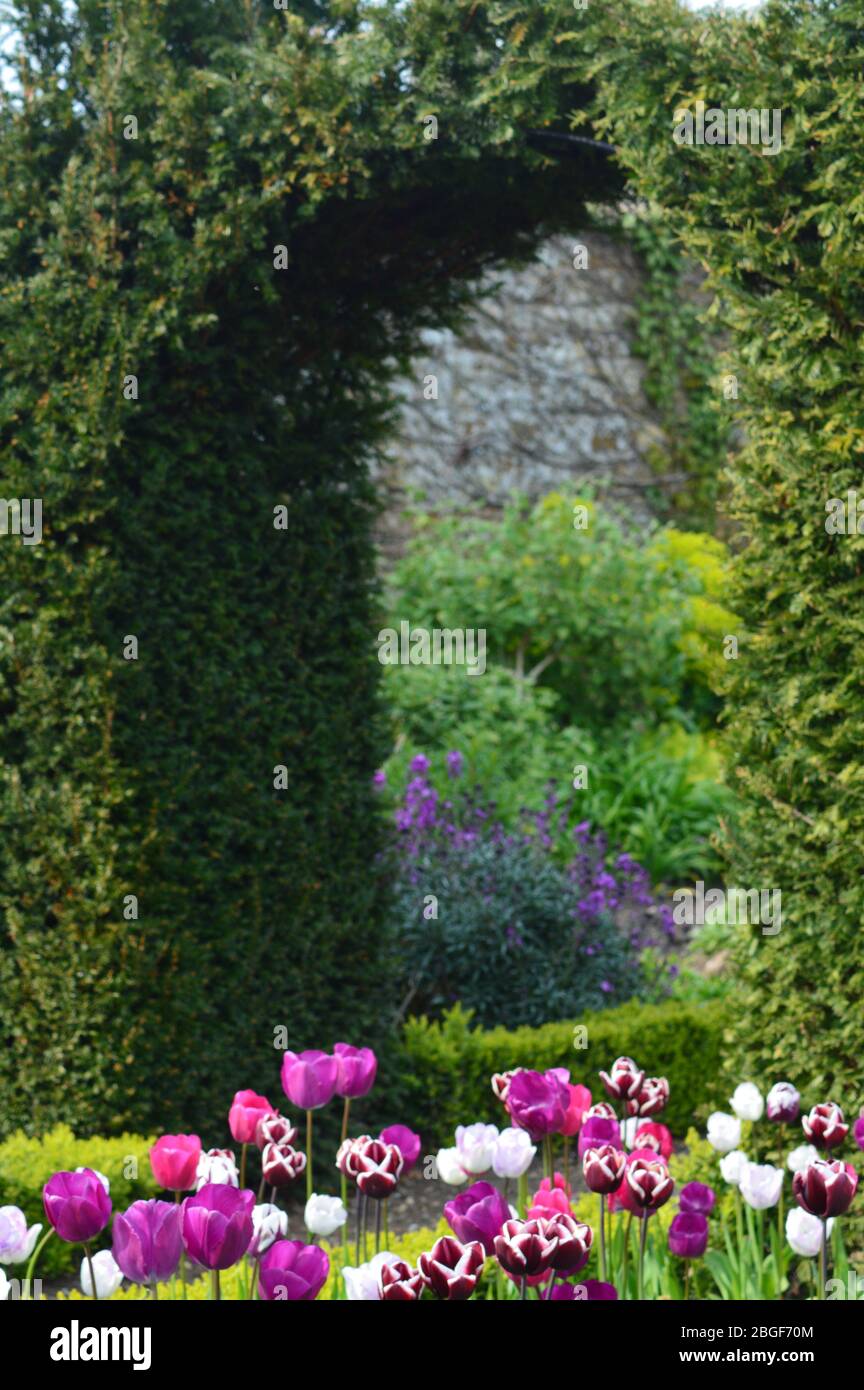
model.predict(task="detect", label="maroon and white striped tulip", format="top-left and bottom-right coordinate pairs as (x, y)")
top-left (491, 1070), bottom-right (522, 1105)
top-left (255, 1113), bottom-right (297, 1150)
top-left (765, 1082), bottom-right (800, 1125)
top-left (599, 1057), bottom-right (644, 1102)
top-left (793, 1158), bottom-right (858, 1219)
top-left (626, 1076), bottom-right (670, 1119)
top-left (351, 1139), bottom-right (404, 1199)
top-left (261, 1141), bottom-right (306, 1188)
top-left (379, 1258), bottom-right (425, 1301)
top-left (802, 1102), bottom-right (848, 1150)
top-left (625, 1156), bottom-right (674, 1212)
top-left (417, 1236), bottom-right (484, 1300)
top-left (494, 1218), bottom-right (558, 1278)
top-left (583, 1144), bottom-right (627, 1195)
top-left (544, 1213), bottom-right (593, 1274)
top-left (584, 1101), bottom-right (618, 1122)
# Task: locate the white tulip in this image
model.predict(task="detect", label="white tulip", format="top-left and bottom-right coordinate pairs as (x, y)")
top-left (343, 1251), bottom-right (401, 1301)
top-left (786, 1208), bottom-right (833, 1258)
top-left (787, 1144), bottom-right (819, 1174)
top-left (739, 1161), bottom-right (784, 1210)
top-left (707, 1111), bottom-right (742, 1154)
top-left (435, 1147), bottom-right (469, 1185)
top-left (0, 1268), bottom-right (10, 1301)
top-left (729, 1083), bottom-right (764, 1122)
top-left (491, 1128), bottom-right (535, 1179)
top-left (80, 1250), bottom-right (123, 1300)
top-left (455, 1123), bottom-right (499, 1175)
top-left (0, 1207), bottom-right (42, 1265)
top-left (304, 1193), bottom-right (347, 1238)
top-left (250, 1203), bottom-right (288, 1257)
top-left (719, 1149), bottom-right (749, 1185)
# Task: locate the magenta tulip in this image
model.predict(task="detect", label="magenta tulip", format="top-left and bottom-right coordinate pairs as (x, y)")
top-left (258, 1239), bottom-right (329, 1301)
top-left (181, 1184), bottom-right (254, 1270)
top-left (280, 1050), bottom-right (338, 1110)
top-left (506, 1069), bottom-right (568, 1139)
top-left (228, 1090), bottom-right (273, 1145)
top-left (112, 1200), bottom-right (182, 1284)
top-left (380, 1124), bottom-right (422, 1172)
top-left (149, 1134), bottom-right (201, 1193)
top-left (668, 1212), bottom-right (709, 1259)
top-left (444, 1181), bottom-right (511, 1255)
top-left (854, 1114), bottom-right (864, 1152)
top-left (43, 1170), bottom-right (111, 1244)
top-left (552, 1279), bottom-right (618, 1300)
top-left (679, 1181), bottom-right (716, 1216)
top-left (577, 1114), bottom-right (621, 1159)
top-left (333, 1043), bottom-right (378, 1099)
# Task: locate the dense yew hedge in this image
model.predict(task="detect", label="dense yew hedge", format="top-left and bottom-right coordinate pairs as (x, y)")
top-left (0, 0), bottom-right (619, 1139)
top-left (400, 1000), bottom-right (725, 1146)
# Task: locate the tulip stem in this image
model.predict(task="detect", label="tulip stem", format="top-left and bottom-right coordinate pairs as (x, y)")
top-left (637, 1215), bottom-right (648, 1301)
top-left (151, 1282), bottom-right (159, 1301)
top-left (341, 1097), bottom-right (351, 1146)
top-left (240, 1142), bottom-right (247, 1191)
top-left (519, 1276), bottom-right (527, 1301)
top-left (819, 1220), bottom-right (827, 1299)
top-left (684, 1262), bottom-right (691, 1301)
top-left (355, 1190), bottom-right (362, 1265)
top-left (383, 1199), bottom-right (389, 1247)
top-left (257, 1173), bottom-right (267, 1204)
top-left (375, 1199), bottom-right (382, 1255)
top-left (306, 1110), bottom-right (313, 1201)
top-left (212, 1269), bottom-right (221, 1301)
top-left (23, 1227), bottom-right (54, 1300)
top-left (518, 1170), bottom-right (528, 1219)
top-left (598, 1194), bottom-right (607, 1282)
top-left (83, 1244), bottom-right (99, 1301)
top-left (622, 1212), bottom-right (633, 1296)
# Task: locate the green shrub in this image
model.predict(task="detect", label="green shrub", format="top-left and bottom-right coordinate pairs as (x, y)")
top-left (0, 1125), bottom-right (158, 1277)
top-left (399, 998), bottom-right (725, 1147)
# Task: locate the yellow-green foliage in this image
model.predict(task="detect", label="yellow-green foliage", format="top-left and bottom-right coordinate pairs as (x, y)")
top-left (647, 529), bottom-right (738, 691)
top-left (0, 1125), bottom-right (158, 1277)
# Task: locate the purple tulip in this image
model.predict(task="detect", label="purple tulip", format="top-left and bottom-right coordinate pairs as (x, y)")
top-left (333, 1043), bottom-right (378, 1100)
top-left (507, 1069), bottom-right (569, 1139)
top-left (258, 1239), bottom-right (329, 1301)
top-left (577, 1114), bottom-right (622, 1159)
top-left (43, 1170), bottom-right (111, 1245)
top-left (280, 1050), bottom-right (339, 1110)
top-left (444, 1181), bottom-right (511, 1255)
top-left (181, 1184), bottom-right (254, 1270)
top-left (853, 1115), bottom-right (864, 1152)
top-left (551, 1279), bottom-right (618, 1300)
top-left (668, 1212), bottom-right (709, 1259)
top-left (112, 1200), bottom-right (182, 1284)
top-left (678, 1181), bottom-right (716, 1216)
top-left (380, 1124), bottom-right (422, 1173)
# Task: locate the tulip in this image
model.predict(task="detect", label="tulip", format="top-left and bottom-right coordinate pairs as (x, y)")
top-left (491, 1127), bottom-right (536, 1180)
top-left (195, 1149), bottom-right (238, 1190)
top-left (380, 1125), bottom-right (421, 1173)
top-left (786, 1208), bottom-right (834, 1258)
top-left (707, 1112), bottom-right (742, 1154)
top-left (679, 1182), bottom-right (716, 1216)
top-left (719, 1150), bottom-right (749, 1185)
top-left (76, 1166), bottom-right (110, 1194)
top-left (802, 1102), bottom-right (848, 1150)
top-left (43, 1170), bottom-right (112, 1245)
top-left (80, 1250), bottom-right (124, 1300)
top-left (149, 1134), bottom-right (201, 1193)
top-left (436, 1147), bottom-right (470, 1186)
top-left (333, 1043), bottom-right (377, 1100)
top-left (258, 1239), bottom-right (329, 1301)
top-left (255, 1112), bottom-right (297, 1150)
top-left (740, 1162), bottom-right (784, 1211)
top-left (280, 1050), bottom-right (339, 1111)
top-left (351, 1139), bottom-right (403, 1199)
top-left (248, 1203), bottom-right (288, 1258)
top-left (544, 1213), bottom-right (592, 1275)
top-left (855, 1114), bottom-right (864, 1152)
top-left (559, 1084), bottom-right (593, 1137)
top-left (304, 1193), bottom-right (347, 1238)
top-left (379, 1257), bottom-right (425, 1301)
top-left (599, 1056), bottom-right (644, 1103)
top-left (729, 1082), bottom-right (764, 1122)
top-left (668, 1212), bottom-right (709, 1259)
top-left (262, 1141), bottom-right (306, 1189)
top-left (793, 1159), bottom-right (858, 1219)
top-left (112, 1199), bottom-right (182, 1285)
top-left (343, 1251), bottom-right (401, 1301)
top-left (228, 1090), bottom-right (273, 1146)
top-left (551, 1279), bottom-right (617, 1300)
top-left (786, 1144), bottom-right (819, 1174)
top-left (418, 1235), bottom-right (484, 1300)
top-left (494, 1218), bottom-right (558, 1284)
top-left (633, 1122), bottom-right (674, 1159)
top-left (766, 1082), bottom-right (800, 1125)
top-left (0, 1270), bottom-right (9, 1301)
top-left (506, 1070), bottom-right (568, 1139)
top-left (606, 1148), bottom-right (661, 1216)
top-left (577, 1115), bottom-right (621, 1160)
top-left (455, 1123), bottom-right (499, 1175)
top-left (625, 1157), bottom-right (674, 1213)
top-left (181, 1184), bottom-right (254, 1273)
top-left (444, 1181), bottom-right (511, 1255)
top-left (0, 1207), bottom-right (42, 1265)
top-left (585, 1101), bottom-right (618, 1122)
top-left (626, 1076), bottom-right (669, 1119)
top-left (527, 1179), bottom-right (572, 1220)
top-left (583, 1146), bottom-right (627, 1196)
top-left (491, 1070), bottom-right (523, 1105)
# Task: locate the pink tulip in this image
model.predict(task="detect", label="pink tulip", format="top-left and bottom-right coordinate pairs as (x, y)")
top-left (149, 1134), bottom-right (202, 1193)
top-left (228, 1090), bottom-right (273, 1145)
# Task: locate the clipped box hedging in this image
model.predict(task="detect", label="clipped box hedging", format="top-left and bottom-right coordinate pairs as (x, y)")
top-left (399, 998), bottom-right (726, 1147)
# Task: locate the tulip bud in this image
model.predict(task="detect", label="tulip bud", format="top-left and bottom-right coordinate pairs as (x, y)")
top-left (255, 1112), bottom-right (297, 1151)
top-left (624, 1157), bottom-right (674, 1212)
top-left (582, 1145), bottom-right (627, 1195)
top-left (786, 1208), bottom-right (834, 1258)
top-left (739, 1162), bottom-right (784, 1211)
top-left (455, 1123), bottom-right (499, 1175)
top-left (668, 1212), bottom-right (708, 1260)
top-left (262, 1140), bottom-right (306, 1188)
top-left (707, 1112), bottom-right (742, 1154)
top-left (379, 1258), bottom-right (425, 1301)
top-left (729, 1082), bottom-right (764, 1122)
top-left (304, 1193), bottom-right (347, 1237)
top-left (766, 1082), bottom-right (800, 1125)
top-left (719, 1149), bottom-right (749, 1185)
top-left (493, 1218), bottom-right (558, 1278)
top-left (195, 1148), bottom-right (239, 1190)
top-left (80, 1249), bottom-right (124, 1299)
top-left (626, 1076), bottom-right (669, 1119)
top-left (351, 1139), bottom-right (403, 1199)
top-left (793, 1158), bottom-right (858, 1219)
top-left (599, 1056), bottom-right (644, 1102)
top-left (417, 1236), bottom-right (485, 1300)
top-left (802, 1102), bottom-right (848, 1150)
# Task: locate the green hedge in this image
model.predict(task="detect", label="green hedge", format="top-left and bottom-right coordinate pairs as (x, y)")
top-left (400, 999), bottom-right (725, 1147)
top-left (0, 1126), bottom-right (158, 1278)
